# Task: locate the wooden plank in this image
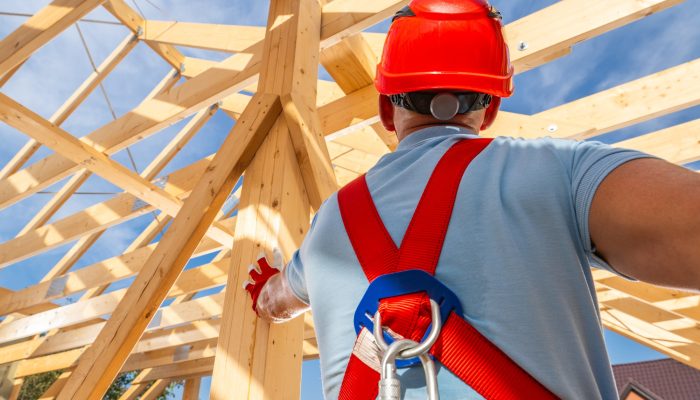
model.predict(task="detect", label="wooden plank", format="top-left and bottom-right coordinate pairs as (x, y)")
top-left (536, 58), bottom-right (700, 139)
top-left (319, 33), bottom-right (396, 150)
top-left (601, 307), bottom-right (700, 371)
top-left (319, 0), bottom-right (408, 48)
top-left (505, 0), bottom-right (684, 73)
top-left (116, 371), bottom-right (149, 400)
top-left (37, 370), bottom-right (70, 400)
top-left (117, 382), bottom-right (147, 400)
top-left (183, 377), bottom-right (202, 400)
top-left (3, 312), bottom-right (320, 375)
top-left (0, 61), bottom-right (25, 88)
top-left (8, 292), bottom-right (224, 376)
top-left (0, 0), bottom-right (106, 76)
top-left (123, 340), bottom-right (217, 373)
top-left (56, 94), bottom-right (281, 399)
top-left (143, 20), bottom-right (265, 53)
top-left (0, 362), bottom-right (18, 399)
top-left (0, 192), bottom-right (153, 270)
top-left (139, 379), bottom-right (172, 400)
top-left (0, 318), bottom-right (217, 367)
top-left (615, 119), bottom-right (700, 165)
top-left (0, 266), bottom-right (229, 345)
top-left (134, 358), bottom-right (212, 384)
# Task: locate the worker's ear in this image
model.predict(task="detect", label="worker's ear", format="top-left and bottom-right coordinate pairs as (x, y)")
top-left (378, 95), bottom-right (396, 132)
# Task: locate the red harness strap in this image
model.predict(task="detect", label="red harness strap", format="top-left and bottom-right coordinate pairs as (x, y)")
top-left (337, 138), bottom-right (558, 399)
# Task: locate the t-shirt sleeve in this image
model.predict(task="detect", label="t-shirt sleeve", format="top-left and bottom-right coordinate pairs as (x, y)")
top-left (283, 213), bottom-right (320, 305)
top-left (285, 249), bottom-right (310, 305)
top-left (566, 140), bottom-right (657, 277)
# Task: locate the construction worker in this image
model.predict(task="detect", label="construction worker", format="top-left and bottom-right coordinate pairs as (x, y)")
top-left (244, 0), bottom-right (700, 399)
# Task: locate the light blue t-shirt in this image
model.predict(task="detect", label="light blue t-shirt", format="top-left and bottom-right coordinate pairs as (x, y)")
top-left (285, 126), bottom-right (652, 399)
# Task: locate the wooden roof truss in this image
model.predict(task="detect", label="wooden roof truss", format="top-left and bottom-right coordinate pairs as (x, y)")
top-left (0, 0), bottom-right (699, 398)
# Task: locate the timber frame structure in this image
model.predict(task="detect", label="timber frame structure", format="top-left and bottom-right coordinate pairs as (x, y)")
top-left (0, 0), bottom-right (699, 398)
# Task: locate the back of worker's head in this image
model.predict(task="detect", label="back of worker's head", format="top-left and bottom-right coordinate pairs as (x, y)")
top-left (375, 0), bottom-right (514, 135)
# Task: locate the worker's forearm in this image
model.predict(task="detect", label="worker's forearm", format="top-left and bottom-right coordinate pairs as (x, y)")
top-left (256, 271), bottom-right (310, 323)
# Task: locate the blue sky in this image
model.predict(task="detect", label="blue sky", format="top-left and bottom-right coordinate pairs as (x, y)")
top-left (1, 0), bottom-right (699, 398)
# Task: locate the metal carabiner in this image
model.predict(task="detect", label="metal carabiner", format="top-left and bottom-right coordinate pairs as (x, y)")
top-left (374, 299), bottom-right (442, 400)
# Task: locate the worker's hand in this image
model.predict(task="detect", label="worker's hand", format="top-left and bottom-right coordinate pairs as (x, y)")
top-left (243, 249), bottom-right (283, 315)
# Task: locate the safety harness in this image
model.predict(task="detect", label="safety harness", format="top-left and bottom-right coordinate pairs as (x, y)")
top-left (337, 138), bottom-right (559, 399)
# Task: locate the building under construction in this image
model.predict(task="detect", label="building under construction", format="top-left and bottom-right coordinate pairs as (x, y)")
top-left (0, 0), bottom-right (699, 398)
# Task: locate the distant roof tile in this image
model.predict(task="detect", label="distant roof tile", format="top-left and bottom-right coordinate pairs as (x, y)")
top-left (613, 358), bottom-right (700, 400)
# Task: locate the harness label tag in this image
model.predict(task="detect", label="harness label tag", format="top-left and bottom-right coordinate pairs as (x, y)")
top-left (352, 328), bottom-right (383, 373)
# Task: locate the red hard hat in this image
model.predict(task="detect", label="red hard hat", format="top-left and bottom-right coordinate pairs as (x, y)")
top-left (375, 0), bottom-right (514, 130)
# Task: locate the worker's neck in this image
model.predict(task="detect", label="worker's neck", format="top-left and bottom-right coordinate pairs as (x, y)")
top-left (397, 122), bottom-right (479, 142)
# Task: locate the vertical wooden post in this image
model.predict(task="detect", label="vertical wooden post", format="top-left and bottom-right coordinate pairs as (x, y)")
top-left (210, 0), bottom-right (333, 398)
top-left (183, 377), bottom-right (201, 400)
top-left (0, 362), bottom-right (18, 400)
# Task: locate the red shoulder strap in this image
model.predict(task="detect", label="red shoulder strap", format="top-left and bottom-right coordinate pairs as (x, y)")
top-left (338, 138), bottom-right (492, 280)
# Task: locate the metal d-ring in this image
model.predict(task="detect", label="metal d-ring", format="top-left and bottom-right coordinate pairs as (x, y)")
top-left (373, 298), bottom-right (442, 358)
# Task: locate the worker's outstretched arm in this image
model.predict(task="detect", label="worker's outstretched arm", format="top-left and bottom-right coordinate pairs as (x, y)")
top-left (244, 250), bottom-right (310, 323)
top-left (590, 158), bottom-right (700, 291)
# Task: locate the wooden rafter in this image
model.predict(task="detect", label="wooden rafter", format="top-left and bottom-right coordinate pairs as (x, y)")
top-left (0, 0), bottom-right (107, 77)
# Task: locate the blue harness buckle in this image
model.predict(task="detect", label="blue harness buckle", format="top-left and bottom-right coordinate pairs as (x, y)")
top-left (353, 269), bottom-right (463, 368)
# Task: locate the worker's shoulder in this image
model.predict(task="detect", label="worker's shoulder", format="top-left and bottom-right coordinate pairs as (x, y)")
top-left (485, 135), bottom-right (606, 164)
top-left (488, 135), bottom-right (585, 151)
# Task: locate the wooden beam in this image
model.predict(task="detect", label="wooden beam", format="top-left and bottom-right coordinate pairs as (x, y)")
top-left (505, 0), bottom-right (684, 73)
top-left (270, 0), bottom-right (337, 209)
top-left (0, 33), bottom-right (137, 180)
top-left (0, 362), bottom-right (18, 399)
top-left (320, 33), bottom-right (397, 150)
top-left (536, 57), bottom-right (700, 139)
top-left (0, 0), bottom-right (106, 77)
top-left (0, 230), bottom-right (228, 315)
top-left (116, 371), bottom-right (149, 400)
top-left (183, 377), bottom-right (202, 400)
top-left (615, 118), bottom-right (700, 165)
top-left (0, 93), bottom-right (233, 247)
top-left (601, 306), bottom-right (700, 371)
top-left (135, 359), bottom-right (212, 384)
top-left (102, 0), bottom-right (184, 70)
top-left (211, 1), bottom-right (317, 398)
top-left (0, 267), bottom-right (230, 346)
top-left (56, 93), bottom-right (281, 399)
top-left (0, 156), bottom-right (218, 270)
top-left (142, 20), bottom-right (265, 53)
top-left (0, 318), bottom-right (216, 367)
top-left (0, 61), bottom-right (25, 88)
top-left (139, 379), bottom-right (172, 400)
top-left (122, 339), bottom-right (217, 373)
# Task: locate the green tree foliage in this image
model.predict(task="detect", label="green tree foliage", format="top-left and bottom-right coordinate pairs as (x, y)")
top-left (17, 370), bottom-right (62, 400)
top-left (16, 370), bottom-right (183, 400)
